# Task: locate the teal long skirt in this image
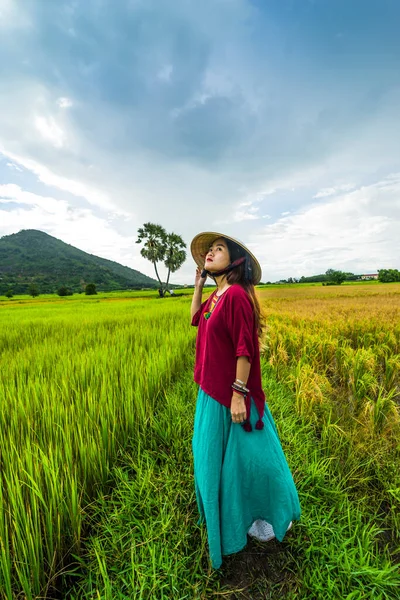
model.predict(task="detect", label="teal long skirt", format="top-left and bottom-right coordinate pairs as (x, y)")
top-left (192, 387), bottom-right (301, 569)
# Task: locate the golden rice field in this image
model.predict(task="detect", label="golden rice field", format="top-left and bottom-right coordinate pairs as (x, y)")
top-left (0, 283), bottom-right (399, 599)
top-left (263, 284), bottom-right (400, 428)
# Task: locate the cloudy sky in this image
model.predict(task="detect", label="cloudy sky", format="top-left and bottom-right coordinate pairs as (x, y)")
top-left (1, 0), bottom-right (399, 284)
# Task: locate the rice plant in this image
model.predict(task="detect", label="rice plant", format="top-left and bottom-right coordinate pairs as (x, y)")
top-left (0, 295), bottom-right (196, 598)
top-left (1, 283), bottom-right (400, 598)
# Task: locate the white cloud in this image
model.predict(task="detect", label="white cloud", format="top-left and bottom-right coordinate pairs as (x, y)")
top-left (217, 196), bottom-right (264, 223)
top-left (6, 162), bottom-right (22, 172)
top-left (57, 97), bottom-right (73, 109)
top-left (233, 208), bottom-right (259, 221)
top-left (313, 183), bottom-right (355, 199)
top-left (0, 0), bottom-right (399, 288)
top-left (35, 115), bottom-right (65, 148)
top-left (251, 174), bottom-right (400, 280)
top-left (0, 0), bottom-right (31, 29)
top-left (0, 148), bottom-right (120, 212)
top-left (0, 184), bottom-right (154, 277)
top-left (0, 183), bottom-right (69, 213)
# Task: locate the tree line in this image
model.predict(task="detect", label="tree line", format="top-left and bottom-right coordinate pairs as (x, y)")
top-left (279, 269), bottom-right (400, 285)
top-left (377, 269), bottom-right (400, 283)
top-left (2, 222), bottom-right (400, 297)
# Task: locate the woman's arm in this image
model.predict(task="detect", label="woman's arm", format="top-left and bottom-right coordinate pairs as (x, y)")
top-left (226, 289), bottom-right (255, 423)
top-left (191, 267), bottom-right (206, 320)
top-left (235, 355), bottom-right (251, 385)
top-left (231, 356), bottom-right (251, 423)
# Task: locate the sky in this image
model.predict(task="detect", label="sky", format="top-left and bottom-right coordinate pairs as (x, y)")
top-left (1, 0), bottom-right (399, 284)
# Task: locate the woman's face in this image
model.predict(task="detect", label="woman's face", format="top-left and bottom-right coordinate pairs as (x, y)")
top-left (204, 238), bottom-right (231, 272)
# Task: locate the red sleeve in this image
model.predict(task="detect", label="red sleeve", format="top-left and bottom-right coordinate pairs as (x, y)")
top-left (225, 287), bottom-right (255, 362)
top-left (191, 299), bottom-right (208, 327)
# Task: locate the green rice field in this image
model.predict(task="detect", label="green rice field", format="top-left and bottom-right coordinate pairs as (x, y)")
top-left (0, 283), bottom-right (399, 599)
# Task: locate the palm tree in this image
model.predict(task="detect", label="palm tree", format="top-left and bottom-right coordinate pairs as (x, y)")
top-left (136, 223), bottom-right (167, 294)
top-left (136, 223), bottom-right (187, 296)
top-left (164, 233), bottom-right (186, 293)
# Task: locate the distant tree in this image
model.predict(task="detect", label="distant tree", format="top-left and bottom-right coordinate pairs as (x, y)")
top-left (5, 289), bottom-right (13, 298)
top-left (300, 274), bottom-right (328, 283)
top-left (344, 272), bottom-right (357, 281)
top-left (29, 283), bottom-right (39, 297)
top-left (325, 269), bottom-right (346, 285)
top-left (378, 269), bottom-right (400, 283)
top-left (57, 286), bottom-right (73, 296)
top-left (136, 223), bottom-right (166, 296)
top-left (85, 283), bottom-right (97, 295)
top-left (164, 232), bottom-right (186, 293)
top-left (136, 222), bottom-right (186, 297)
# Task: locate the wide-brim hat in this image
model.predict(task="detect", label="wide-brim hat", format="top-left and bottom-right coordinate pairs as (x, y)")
top-left (190, 231), bottom-right (262, 285)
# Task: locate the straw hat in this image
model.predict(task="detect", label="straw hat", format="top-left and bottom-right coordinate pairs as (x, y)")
top-left (190, 231), bottom-right (262, 285)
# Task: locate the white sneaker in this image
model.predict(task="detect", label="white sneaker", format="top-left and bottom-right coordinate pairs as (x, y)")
top-left (248, 519), bottom-right (292, 542)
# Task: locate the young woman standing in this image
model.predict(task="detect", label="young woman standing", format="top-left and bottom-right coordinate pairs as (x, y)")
top-left (190, 232), bottom-right (301, 569)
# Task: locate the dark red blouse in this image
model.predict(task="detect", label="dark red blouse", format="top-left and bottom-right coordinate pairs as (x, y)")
top-left (191, 284), bottom-right (265, 425)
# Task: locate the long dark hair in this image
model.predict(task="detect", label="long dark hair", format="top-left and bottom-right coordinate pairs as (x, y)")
top-left (211, 237), bottom-right (265, 340)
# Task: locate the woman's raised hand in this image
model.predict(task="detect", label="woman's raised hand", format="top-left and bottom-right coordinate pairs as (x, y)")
top-left (195, 266), bottom-right (207, 288)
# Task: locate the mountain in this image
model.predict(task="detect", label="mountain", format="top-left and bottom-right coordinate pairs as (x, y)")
top-left (0, 230), bottom-right (159, 294)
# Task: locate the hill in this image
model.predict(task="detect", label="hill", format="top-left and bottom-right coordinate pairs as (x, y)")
top-left (0, 230), bottom-right (159, 294)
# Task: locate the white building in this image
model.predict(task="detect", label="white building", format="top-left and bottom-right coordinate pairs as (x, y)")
top-left (360, 274), bottom-right (379, 280)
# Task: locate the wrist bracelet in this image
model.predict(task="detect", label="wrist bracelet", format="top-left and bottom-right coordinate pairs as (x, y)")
top-left (232, 386), bottom-right (248, 396)
top-left (231, 389), bottom-right (248, 400)
top-left (235, 378), bottom-right (247, 386)
top-left (232, 381), bottom-right (249, 394)
top-left (232, 388), bottom-right (247, 398)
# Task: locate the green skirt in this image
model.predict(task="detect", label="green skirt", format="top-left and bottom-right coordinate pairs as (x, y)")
top-left (192, 387), bottom-right (301, 569)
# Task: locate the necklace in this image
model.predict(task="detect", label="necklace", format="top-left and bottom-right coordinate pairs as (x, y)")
top-left (204, 292), bottom-right (221, 320)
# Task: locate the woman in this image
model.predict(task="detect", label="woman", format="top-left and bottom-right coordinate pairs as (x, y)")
top-left (190, 232), bottom-right (301, 570)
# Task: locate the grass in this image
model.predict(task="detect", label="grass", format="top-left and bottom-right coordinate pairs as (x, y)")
top-left (0, 283), bottom-right (399, 598)
top-left (67, 367), bottom-right (400, 599)
top-left (0, 296), bottom-right (196, 599)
